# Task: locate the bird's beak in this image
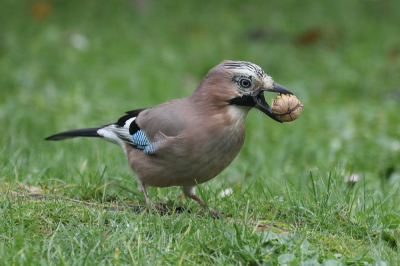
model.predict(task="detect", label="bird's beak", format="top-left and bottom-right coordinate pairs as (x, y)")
top-left (267, 83), bottom-right (293, 95)
top-left (253, 83), bottom-right (293, 123)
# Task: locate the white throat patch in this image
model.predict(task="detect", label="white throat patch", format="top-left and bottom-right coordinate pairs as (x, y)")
top-left (227, 105), bottom-right (250, 125)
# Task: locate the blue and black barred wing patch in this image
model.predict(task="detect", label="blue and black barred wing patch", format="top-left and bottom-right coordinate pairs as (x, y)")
top-left (132, 130), bottom-right (160, 155)
top-left (114, 108), bottom-right (160, 154)
top-left (132, 130), bottom-right (149, 148)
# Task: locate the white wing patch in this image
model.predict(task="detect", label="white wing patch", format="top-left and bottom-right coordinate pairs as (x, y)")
top-left (124, 117), bottom-right (136, 129)
top-left (97, 125), bottom-right (135, 148)
top-left (97, 128), bottom-right (125, 146)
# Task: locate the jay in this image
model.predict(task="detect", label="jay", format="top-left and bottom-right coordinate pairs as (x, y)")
top-left (46, 60), bottom-right (293, 217)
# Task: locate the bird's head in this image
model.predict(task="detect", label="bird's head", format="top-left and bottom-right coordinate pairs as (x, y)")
top-left (193, 60), bottom-right (293, 123)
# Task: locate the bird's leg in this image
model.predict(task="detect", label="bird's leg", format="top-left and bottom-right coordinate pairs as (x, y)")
top-left (139, 181), bottom-right (151, 205)
top-left (139, 181), bottom-right (166, 214)
top-left (183, 186), bottom-right (221, 218)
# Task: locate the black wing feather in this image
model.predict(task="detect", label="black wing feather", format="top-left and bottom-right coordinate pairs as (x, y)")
top-left (116, 108), bottom-right (148, 127)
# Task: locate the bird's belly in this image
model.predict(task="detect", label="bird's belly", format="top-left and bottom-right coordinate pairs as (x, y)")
top-left (126, 127), bottom-right (245, 188)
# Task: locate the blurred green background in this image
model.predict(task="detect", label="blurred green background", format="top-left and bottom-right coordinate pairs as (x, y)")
top-left (1, 0), bottom-right (400, 264)
top-left (1, 0), bottom-right (399, 188)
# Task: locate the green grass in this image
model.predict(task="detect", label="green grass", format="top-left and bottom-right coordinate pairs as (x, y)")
top-left (1, 0), bottom-right (400, 264)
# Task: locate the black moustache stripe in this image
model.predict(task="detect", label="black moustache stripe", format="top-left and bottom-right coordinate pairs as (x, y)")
top-left (228, 95), bottom-right (255, 107)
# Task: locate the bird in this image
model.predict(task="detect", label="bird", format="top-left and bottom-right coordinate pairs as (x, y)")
top-left (45, 60), bottom-right (293, 217)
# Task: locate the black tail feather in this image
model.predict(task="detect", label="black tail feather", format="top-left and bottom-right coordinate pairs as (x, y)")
top-left (45, 127), bottom-right (102, 141)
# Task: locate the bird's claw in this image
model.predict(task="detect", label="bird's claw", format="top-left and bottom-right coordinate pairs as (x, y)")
top-left (198, 208), bottom-right (224, 219)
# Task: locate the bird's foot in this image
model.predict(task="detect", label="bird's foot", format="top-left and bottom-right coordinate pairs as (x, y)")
top-left (198, 207), bottom-right (224, 219)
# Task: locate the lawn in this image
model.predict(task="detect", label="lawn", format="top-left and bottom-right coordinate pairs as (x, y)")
top-left (1, 0), bottom-right (400, 265)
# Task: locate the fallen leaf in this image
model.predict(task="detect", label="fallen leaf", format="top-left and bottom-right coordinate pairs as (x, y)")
top-left (297, 28), bottom-right (322, 45)
top-left (31, 1), bottom-right (52, 20)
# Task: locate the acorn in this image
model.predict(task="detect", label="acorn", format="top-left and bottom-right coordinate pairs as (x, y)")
top-left (271, 93), bottom-right (303, 122)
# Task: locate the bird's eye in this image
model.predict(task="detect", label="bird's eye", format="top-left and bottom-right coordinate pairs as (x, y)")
top-left (239, 79), bottom-right (251, 88)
